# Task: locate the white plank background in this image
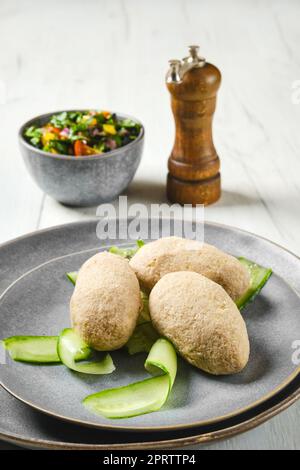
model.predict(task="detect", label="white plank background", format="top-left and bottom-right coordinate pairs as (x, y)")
top-left (0, 0), bottom-right (299, 450)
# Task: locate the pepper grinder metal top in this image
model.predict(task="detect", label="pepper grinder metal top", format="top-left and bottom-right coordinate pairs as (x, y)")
top-left (166, 46), bottom-right (221, 206)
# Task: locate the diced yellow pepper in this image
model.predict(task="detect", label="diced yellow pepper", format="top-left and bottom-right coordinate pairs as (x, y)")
top-left (103, 124), bottom-right (116, 135)
top-left (88, 118), bottom-right (97, 127)
top-left (42, 132), bottom-right (56, 146)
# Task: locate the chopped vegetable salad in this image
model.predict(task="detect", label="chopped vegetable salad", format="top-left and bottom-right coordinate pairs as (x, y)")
top-left (24, 110), bottom-right (142, 156)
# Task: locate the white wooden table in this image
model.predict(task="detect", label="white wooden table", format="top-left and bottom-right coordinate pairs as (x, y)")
top-left (0, 0), bottom-right (299, 450)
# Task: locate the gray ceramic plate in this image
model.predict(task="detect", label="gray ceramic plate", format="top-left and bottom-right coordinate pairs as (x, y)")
top-left (0, 376), bottom-right (299, 449)
top-left (0, 220), bottom-right (299, 434)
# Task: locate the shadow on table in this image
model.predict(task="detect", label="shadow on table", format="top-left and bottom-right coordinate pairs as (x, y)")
top-left (58, 184), bottom-right (262, 218)
top-left (215, 190), bottom-right (261, 208)
top-left (58, 180), bottom-right (167, 216)
top-left (125, 180), bottom-right (167, 205)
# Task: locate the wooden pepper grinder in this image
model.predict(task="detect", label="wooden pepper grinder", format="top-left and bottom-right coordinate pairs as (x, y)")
top-left (166, 45), bottom-right (221, 206)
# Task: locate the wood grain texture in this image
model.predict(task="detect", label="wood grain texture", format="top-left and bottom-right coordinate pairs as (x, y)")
top-left (0, 0), bottom-right (299, 450)
top-left (167, 62), bottom-right (221, 205)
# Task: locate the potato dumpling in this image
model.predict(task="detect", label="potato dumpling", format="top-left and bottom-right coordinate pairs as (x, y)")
top-left (149, 271), bottom-right (250, 375)
top-left (130, 236), bottom-right (250, 301)
top-left (70, 252), bottom-right (141, 351)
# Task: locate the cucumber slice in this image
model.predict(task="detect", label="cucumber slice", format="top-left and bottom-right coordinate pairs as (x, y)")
top-left (2, 336), bottom-right (60, 363)
top-left (237, 257), bottom-right (272, 310)
top-left (83, 338), bottom-right (177, 419)
top-left (126, 322), bottom-right (159, 355)
top-left (109, 240), bottom-right (145, 259)
top-left (1, 335), bottom-right (92, 363)
top-left (66, 271), bottom-right (78, 285)
top-left (57, 328), bottom-right (115, 375)
top-left (145, 337), bottom-right (177, 388)
top-left (109, 246), bottom-right (135, 258)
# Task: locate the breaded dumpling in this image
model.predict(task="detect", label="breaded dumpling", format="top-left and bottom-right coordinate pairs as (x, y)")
top-left (149, 271), bottom-right (250, 375)
top-left (130, 236), bottom-right (250, 301)
top-left (70, 252), bottom-right (140, 351)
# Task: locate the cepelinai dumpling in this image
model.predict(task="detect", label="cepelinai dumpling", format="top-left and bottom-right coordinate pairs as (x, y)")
top-left (70, 252), bottom-right (141, 351)
top-left (130, 236), bottom-right (250, 301)
top-left (149, 271), bottom-right (250, 375)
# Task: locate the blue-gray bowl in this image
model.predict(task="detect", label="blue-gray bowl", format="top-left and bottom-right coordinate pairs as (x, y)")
top-left (19, 110), bottom-right (144, 207)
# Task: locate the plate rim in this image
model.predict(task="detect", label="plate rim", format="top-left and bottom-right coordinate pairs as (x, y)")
top-left (0, 382), bottom-right (299, 450)
top-left (0, 219), bottom-right (299, 434)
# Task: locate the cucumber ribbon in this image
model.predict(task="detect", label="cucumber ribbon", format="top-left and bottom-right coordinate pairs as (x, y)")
top-left (57, 328), bottom-right (115, 375)
top-left (108, 240), bottom-right (144, 259)
top-left (2, 336), bottom-right (63, 363)
top-left (2, 330), bottom-right (115, 377)
top-left (237, 258), bottom-right (272, 310)
top-left (83, 338), bottom-right (177, 419)
top-left (66, 271), bottom-right (78, 286)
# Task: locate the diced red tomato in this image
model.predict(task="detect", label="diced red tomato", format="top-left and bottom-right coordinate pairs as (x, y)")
top-left (46, 125), bottom-right (61, 135)
top-left (74, 140), bottom-right (98, 156)
top-left (102, 111), bottom-right (111, 119)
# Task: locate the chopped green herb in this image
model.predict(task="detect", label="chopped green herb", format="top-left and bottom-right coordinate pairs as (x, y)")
top-left (24, 126), bottom-right (43, 147)
top-left (24, 110), bottom-right (142, 156)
